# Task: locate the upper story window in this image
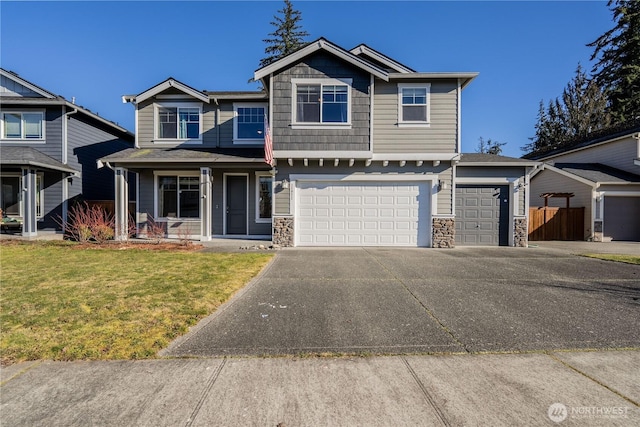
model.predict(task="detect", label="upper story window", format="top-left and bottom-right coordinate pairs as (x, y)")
top-left (291, 78), bottom-right (352, 128)
top-left (233, 103), bottom-right (267, 144)
top-left (154, 103), bottom-right (202, 143)
top-left (1, 111), bottom-right (44, 140)
top-left (398, 83), bottom-right (431, 127)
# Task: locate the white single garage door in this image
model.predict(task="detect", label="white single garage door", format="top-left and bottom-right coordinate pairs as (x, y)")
top-left (297, 181), bottom-right (430, 246)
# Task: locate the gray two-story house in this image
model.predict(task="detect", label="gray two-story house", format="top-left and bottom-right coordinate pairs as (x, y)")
top-left (0, 68), bottom-right (134, 237)
top-left (103, 38), bottom-right (537, 247)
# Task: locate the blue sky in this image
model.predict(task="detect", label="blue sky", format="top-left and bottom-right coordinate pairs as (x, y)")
top-left (1, 1), bottom-right (614, 157)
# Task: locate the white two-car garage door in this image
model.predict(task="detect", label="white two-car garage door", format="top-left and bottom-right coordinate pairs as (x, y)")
top-left (297, 181), bottom-right (430, 246)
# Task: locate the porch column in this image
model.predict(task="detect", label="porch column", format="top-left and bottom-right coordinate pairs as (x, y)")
top-left (200, 167), bottom-right (212, 241)
top-left (114, 167), bottom-right (129, 241)
top-left (21, 168), bottom-right (38, 238)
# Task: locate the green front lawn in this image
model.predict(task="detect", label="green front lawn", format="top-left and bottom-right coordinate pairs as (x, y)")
top-left (0, 241), bottom-right (273, 365)
top-left (582, 253), bottom-right (640, 265)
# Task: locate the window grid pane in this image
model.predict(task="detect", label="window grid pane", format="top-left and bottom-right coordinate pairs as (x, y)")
top-left (401, 88), bottom-right (428, 121)
top-left (158, 108), bottom-right (177, 139)
top-left (24, 113), bottom-right (43, 139)
top-left (237, 107), bottom-right (265, 139)
top-left (296, 85), bottom-right (321, 123)
top-left (322, 85), bottom-right (348, 123)
top-left (3, 113), bottom-right (22, 138)
top-left (178, 108), bottom-right (199, 139)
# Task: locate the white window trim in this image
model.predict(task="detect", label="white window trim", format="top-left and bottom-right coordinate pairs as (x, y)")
top-left (0, 110), bottom-right (46, 142)
top-left (153, 170), bottom-right (201, 220)
top-left (397, 83), bottom-right (431, 128)
top-left (153, 102), bottom-right (203, 144)
top-left (0, 172), bottom-right (44, 218)
top-left (233, 103), bottom-right (268, 145)
top-left (291, 78), bottom-right (353, 129)
top-left (255, 171), bottom-right (273, 223)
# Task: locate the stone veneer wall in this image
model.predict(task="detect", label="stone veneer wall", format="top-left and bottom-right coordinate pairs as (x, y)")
top-left (514, 217), bottom-right (528, 247)
top-left (273, 216), bottom-right (294, 247)
top-left (432, 217), bottom-right (455, 248)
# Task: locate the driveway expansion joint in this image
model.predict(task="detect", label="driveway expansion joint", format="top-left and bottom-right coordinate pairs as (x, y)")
top-left (185, 357), bottom-right (227, 427)
top-left (547, 352), bottom-right (640, 408)
top-left (401, 356), bottom-right (451, 426)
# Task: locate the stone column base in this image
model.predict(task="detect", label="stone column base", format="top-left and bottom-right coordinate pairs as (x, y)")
top-left (273, 216), bottom-right (294, 247)
top-left (514, 217), bottom-right (528, 247)
top-left (432, 217), bottom-right (455, 248)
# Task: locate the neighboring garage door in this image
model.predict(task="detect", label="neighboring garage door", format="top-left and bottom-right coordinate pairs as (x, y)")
top-left (297, 181), bottom-right (430, 246)
top-left (604, 196), bottom-right (640, 241)
top-left (455, 185), bottom-right (509, 246)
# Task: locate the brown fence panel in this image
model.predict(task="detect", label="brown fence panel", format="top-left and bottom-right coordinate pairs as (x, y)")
top-left (528, 207), bottom-right (584, 241)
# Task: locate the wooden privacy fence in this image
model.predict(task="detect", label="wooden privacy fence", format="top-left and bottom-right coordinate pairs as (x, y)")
top-left (528, 207), bottom-right (585, 241)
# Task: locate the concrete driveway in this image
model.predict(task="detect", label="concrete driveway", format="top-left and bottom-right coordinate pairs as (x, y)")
top-left (165, 246), bottom-right (640, 357)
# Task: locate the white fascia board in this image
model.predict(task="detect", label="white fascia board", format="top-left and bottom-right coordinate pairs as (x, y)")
top-left (390, 72), bottom-right (479, 89)
top-left (254, 39), bottom-right (389, 81)
top-left (535, 133), bottom-right (637, 161)
top-left (455, 176), bottom-right (519, 184)
top-left (371, 153), bottom-right (461, 161)
top-left (458, 161), bottom-right (541, 167)
top-left (290, 173), bottom-right (438, 182)
top-left (542, 164), bottom-right (598, 188)
top-left (135, 79), bottom-right (209, 104)
top-left (0, 69), bottom-right (56, 99)
top-left (349, 45), bottom-right (413, 73)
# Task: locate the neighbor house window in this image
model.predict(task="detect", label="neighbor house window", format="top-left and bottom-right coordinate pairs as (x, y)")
top-left (292, 78), bottom-right (351, 127)
top-left (157, 175), bottom-right (199, 218)
top-left (255, 173), bottom-right (273, 222)
top-left (234, 104), bottom-right (267, 143)
top-left (1, 112), bottom-right (44, 140)
top-left (155, 104), bottom-right (201, 141)
top-left (398, 83), bottom-right (430, 126)
top-left (0, 174), bottom-right (43, 217)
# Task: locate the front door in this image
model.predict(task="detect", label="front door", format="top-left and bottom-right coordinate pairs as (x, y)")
top-left (226, 175), bottom-right (247, 235)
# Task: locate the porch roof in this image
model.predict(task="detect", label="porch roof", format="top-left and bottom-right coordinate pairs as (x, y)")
top-left (99, 147), bottom-right (267, 165)
top-left (553, 163), bottom-right (640, 184)
top-left (0, 147), bottom-right (79, 174)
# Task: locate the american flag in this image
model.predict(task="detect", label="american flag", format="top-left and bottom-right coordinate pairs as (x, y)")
top-left (264, 113), bottom-right (274, 167)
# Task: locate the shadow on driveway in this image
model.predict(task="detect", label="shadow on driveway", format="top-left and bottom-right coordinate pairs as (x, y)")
top-left (164, 247), bottom-right (640, 357)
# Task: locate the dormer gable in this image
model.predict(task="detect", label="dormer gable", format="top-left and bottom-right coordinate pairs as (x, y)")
top-left (0, 68), bottom-right (56, 99)
top-left (123, 77), bottom-right (209, 105)
top-left (254, 37), bottom-right (389, 82)
top-left (349, 44), bottom-right (415, 73)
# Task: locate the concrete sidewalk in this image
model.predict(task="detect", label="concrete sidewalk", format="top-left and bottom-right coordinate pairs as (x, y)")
top-left (1, 350), bottom-right (638, 426)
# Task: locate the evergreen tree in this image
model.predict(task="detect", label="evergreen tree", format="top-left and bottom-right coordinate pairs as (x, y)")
top-left (588, 0), bottom-right (640, 122)
top-left (476, 137), bottom-right (507, 155)
top-left (260, 0), bottom-right (309, 68)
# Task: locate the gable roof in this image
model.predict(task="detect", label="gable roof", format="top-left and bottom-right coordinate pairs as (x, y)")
top-left (551, 163), bottom-right (640, 185)
top-left (459, 153), bottom-right (539, 167)
top-left (1, 147), bottom-right (79, 174)
top-left (349, 44), bottom-right (415, 73)
top-left (254, 38), bottom-right (390, 82)
top-left (0, 68), bottom-right (57, 99)
top-left (124, 77), bottom-right (210, 104)
top-left (523, 119), bottom-right (640, 160)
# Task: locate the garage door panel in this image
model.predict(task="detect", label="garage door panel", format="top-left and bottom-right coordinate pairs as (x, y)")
top-left (297, 181), bottom-right (429, 247)
top-left (456, 185), bottom-right (509, 246)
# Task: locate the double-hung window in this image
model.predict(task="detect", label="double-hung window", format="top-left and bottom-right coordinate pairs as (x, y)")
top-left (155, 103), bottom-right (201, 142)
top-left (292, 78), bottom-right (352, 127)
top-left (234, 104), bottom-right (267, 144)
top-left (157, 175), bottom-right (199, 218)
top-left (398, 83), bottom-right (431, 126)
top-left (1, 112), bottom-right (44, 140)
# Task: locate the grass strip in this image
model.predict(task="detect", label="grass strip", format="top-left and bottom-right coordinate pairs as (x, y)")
top-left (0, 241), bottom-right (273, 365)
top-left (582, 253), bottom-right (640, 265)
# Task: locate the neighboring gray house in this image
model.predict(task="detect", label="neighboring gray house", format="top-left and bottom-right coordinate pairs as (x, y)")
top-left (103, 38), bottom-right (538, 247)
top-left (0, 68), bottom-right (134, 237)
top-left (524, 122), bottom-right (640, 241)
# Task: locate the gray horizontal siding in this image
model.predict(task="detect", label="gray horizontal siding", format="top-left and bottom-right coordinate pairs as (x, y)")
top-left (373, 80), bottom-right (458, 153)
top-left (545, 136), bottom-right (639, 175)
top-left (272, 51), bottom-right (370, 152)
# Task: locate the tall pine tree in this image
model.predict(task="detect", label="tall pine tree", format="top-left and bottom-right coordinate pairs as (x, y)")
top-left (260, 0), bottom-right (309, 68)
top-left (588, 0), bottom-right (640, 123)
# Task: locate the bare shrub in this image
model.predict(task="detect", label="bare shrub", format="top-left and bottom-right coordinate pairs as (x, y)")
top-left (145, 214), bottom-right (165, 243)
top-left (56, 202), bottom-right (114, 243)
top-left (177, 223), bottom-right (195, 246)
